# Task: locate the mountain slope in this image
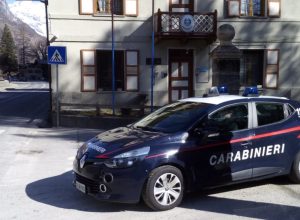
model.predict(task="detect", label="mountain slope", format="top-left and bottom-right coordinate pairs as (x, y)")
top-left (8, 1), bottom-right (46, 36)
top-left (0, 0), bottom-right (45, 64)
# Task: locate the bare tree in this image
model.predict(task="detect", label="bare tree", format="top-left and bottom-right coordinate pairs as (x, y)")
top-left (31, 39), bottom-right (47, 63)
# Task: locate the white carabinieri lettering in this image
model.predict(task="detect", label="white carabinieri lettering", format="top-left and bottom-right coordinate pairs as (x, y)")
top-left (87, 142), bottom-right (106, 153)
top-left (209, 143), bottom-right (285, 166)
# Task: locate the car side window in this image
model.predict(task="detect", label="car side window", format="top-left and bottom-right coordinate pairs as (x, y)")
top-left (208, 104), bottom-right (249, 132)
top-left (255, 102), bottom-right (294, 126)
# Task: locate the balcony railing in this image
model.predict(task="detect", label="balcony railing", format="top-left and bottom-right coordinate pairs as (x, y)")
top-left (156, 9), bottom-right (217, 41)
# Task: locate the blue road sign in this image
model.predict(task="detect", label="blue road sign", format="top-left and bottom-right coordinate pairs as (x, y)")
top-left (48, 46), bottom-right (67, 65)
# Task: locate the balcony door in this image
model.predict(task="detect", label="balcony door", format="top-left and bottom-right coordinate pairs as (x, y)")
top-left (168, 49), bottom-right (194, 103)
top-left (169, 0), bottom-right (194, 12)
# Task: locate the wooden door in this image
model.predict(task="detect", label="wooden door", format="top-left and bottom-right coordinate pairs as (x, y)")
top-left (169, 49), bottom-right (193, 103)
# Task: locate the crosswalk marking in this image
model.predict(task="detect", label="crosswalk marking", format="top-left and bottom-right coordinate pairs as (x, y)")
top-left (50, 49), bottom-right (64, 62)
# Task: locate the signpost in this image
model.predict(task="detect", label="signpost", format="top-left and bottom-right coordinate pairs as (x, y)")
top-left (47, 46), bottom-right (67, 127)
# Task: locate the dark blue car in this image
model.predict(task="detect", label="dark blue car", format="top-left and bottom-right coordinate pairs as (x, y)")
top-left (73, 90), bottom-right (300, 210)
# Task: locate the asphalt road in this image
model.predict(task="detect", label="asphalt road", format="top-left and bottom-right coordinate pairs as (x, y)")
top-left (0, 81), bottom-right (300, 220)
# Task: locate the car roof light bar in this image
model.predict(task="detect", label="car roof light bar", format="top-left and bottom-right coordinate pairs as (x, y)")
top-left (242, 86), bottom-right (259, 97)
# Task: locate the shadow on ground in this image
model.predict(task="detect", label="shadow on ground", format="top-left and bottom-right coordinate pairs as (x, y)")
top-left (25, 171), bottom-right (300, 218)
top-left (25, 171), bottom-right (149, 212)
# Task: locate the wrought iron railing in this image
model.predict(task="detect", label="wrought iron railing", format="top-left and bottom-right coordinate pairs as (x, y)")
top-left (156, 9), bottom-right (217, 40)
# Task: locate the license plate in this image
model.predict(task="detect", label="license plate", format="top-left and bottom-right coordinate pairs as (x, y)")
top-left (75, 181), bottom-right (86, 194)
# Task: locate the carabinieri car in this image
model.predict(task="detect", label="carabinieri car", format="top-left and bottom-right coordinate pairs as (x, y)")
top-left (73, 87), bottom-right (300, 211)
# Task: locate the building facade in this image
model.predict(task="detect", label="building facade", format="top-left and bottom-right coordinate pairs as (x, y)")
top-left (48, 0), bottom-right (300, 110)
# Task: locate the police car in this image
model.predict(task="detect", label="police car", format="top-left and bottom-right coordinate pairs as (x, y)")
top-left (73, 87), bottom-right (300, 211)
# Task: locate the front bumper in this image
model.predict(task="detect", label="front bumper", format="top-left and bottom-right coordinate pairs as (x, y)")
top-left (73, 158), bottom-right (149, 204)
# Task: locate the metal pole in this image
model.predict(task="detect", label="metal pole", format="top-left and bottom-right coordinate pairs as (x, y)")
top-left (111, 0), bottom-right (116, 115)
top-left (44, 0), bottom-right (53, 126)
top-left (56, 64), bottom-right (59, 127)
top-left (151, 0), bottom-right (155, 112)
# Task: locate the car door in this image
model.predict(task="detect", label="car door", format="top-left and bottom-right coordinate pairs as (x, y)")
top-left (251, 101), bottom-right (296, 177)
top-left (187, 102), bottom-right (254, 187)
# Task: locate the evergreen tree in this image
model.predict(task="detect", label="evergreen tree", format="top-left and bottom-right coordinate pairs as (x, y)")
top-left (0, 24), bottom-right (18, 72)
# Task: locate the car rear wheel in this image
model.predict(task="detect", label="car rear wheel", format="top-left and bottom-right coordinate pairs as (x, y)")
top-left (143, 165), bottom-right (184, 211)
top-left (289, 152), bottom-right (300, 183)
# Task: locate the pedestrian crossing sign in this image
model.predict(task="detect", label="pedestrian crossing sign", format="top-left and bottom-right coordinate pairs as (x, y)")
top-left (47, 46), bottom-right (67, 65)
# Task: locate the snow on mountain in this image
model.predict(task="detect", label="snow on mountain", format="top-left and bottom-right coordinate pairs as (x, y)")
top-left (8, 1), bottom-right (46, 36)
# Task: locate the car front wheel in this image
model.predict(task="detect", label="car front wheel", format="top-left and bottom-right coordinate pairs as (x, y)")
top-left (289, 152), bottom-right (300, 183)
top-left (143, 165), bottom-right (184, 211)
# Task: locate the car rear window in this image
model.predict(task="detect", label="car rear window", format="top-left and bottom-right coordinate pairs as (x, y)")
top-left (256, 102), bottom-right (294, 126)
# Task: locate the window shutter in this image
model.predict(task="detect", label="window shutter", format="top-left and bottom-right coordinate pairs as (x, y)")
top-left (265, 49), bottom-right (279, 89)
top-left (268, 0), bottom-right (281, 17)
top-left (227, 0), bottom-right (240, 17)
top-left (80, 0), bottom-right (94, 15)
top-left (81, 50), bottom-right (97, 92)
top-left (125, 0), bottom-right (138, 16)
top-left (125, 50), bottom-right (139, 91)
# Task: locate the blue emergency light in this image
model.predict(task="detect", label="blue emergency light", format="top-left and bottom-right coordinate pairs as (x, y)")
top-left (242, 86), bottom-right (259, 97)
top-left (218, 86), bottom-right (228, 94)
top-left (204, 86), bottom-right (229, 97)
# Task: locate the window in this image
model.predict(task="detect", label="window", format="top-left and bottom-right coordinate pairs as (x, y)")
top-left (79, 0), bottom-right (138, 16)
top-left (209, 104), bottom-right (249, 132)
top-left (81, 49), bottom-right (139, 92)
top-left (96, 50), bottom-right (125, 91)
top-left (241, 0), bottom-right (265, 16)
top-left (133, 101), bottom-right (211, 133)
top-left (169, 0), bottom-right (194, 13)
top-left (255, 102), bottom-right (293, 126)
top-left (240, 50), bottom-right (264, 87)
top-left (227, 0), bottom-right (281, 18)
top-left (96, 0), bottom-right (123, 15)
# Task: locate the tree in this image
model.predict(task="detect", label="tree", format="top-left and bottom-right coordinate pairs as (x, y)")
top-left (17, 24), bottom-right (32, 66)
top-left (0, 24), bottom-right (18, 72)
top-left (31, 39), bottom-right (47, 62)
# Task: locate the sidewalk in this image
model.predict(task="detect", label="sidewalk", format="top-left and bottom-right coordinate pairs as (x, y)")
top-left (0, 80), bottom-right (15, 91)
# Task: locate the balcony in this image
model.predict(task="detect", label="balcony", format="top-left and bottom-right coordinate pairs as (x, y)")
top-left (156, 9), bottom-right (217, 42)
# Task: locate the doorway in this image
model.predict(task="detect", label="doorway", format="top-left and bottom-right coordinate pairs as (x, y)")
top-left (168, 49), bottom-right (194, 103)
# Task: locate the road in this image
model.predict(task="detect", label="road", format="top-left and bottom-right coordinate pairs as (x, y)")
top-left (0, 81), bottom-right (299, 220)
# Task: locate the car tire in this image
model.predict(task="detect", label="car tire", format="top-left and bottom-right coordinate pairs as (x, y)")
top-left (289, 151), bottom-right (300, 183)
top-left (142, 165), bottom-right (184, 211)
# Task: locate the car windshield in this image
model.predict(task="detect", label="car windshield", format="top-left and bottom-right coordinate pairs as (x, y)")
top-left (133, 101), bottom-right (212, 133)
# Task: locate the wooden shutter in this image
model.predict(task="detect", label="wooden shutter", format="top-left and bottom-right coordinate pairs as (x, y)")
top-left (227, 0), bottom-right (240, 17)
top-left (265, 49), bottom-right (279, 89)
top-left (81, 50), bottom-right (97, 92)
top-left (80, 0), bottom-right (94, 15)
top-left (125, 0), bottom-right (138, 16)
top-left (268, 0), bottom-right (281, 17)
top-left (125, 50), bottom-right (139, 91)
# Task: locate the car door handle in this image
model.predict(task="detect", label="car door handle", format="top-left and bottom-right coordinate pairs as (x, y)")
top-left (241, 141), bottom-right (252, 147)
top-left (208, 133), bottom-right (220, 138)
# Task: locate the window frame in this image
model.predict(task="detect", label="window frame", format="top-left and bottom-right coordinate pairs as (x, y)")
top-left (79, 0), bottom-right (138, 16)
top-left (227, 0), bottom-right (281, 18)
top-left (125, 50), bottom-right (139, 92)
top-left (81, 49), bottom-right (97, 92)
top-left (169, 0), bottom-right (194, 13)
top-left (264, 49), bottom-right (280, 89)
top-left (252, 101), bottom-right (295, 128)
top-left (268, 0), bottom-right (281, 18)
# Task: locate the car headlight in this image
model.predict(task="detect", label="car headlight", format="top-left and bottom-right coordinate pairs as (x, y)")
top-left (104, 146), bottom-right (150, 168)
